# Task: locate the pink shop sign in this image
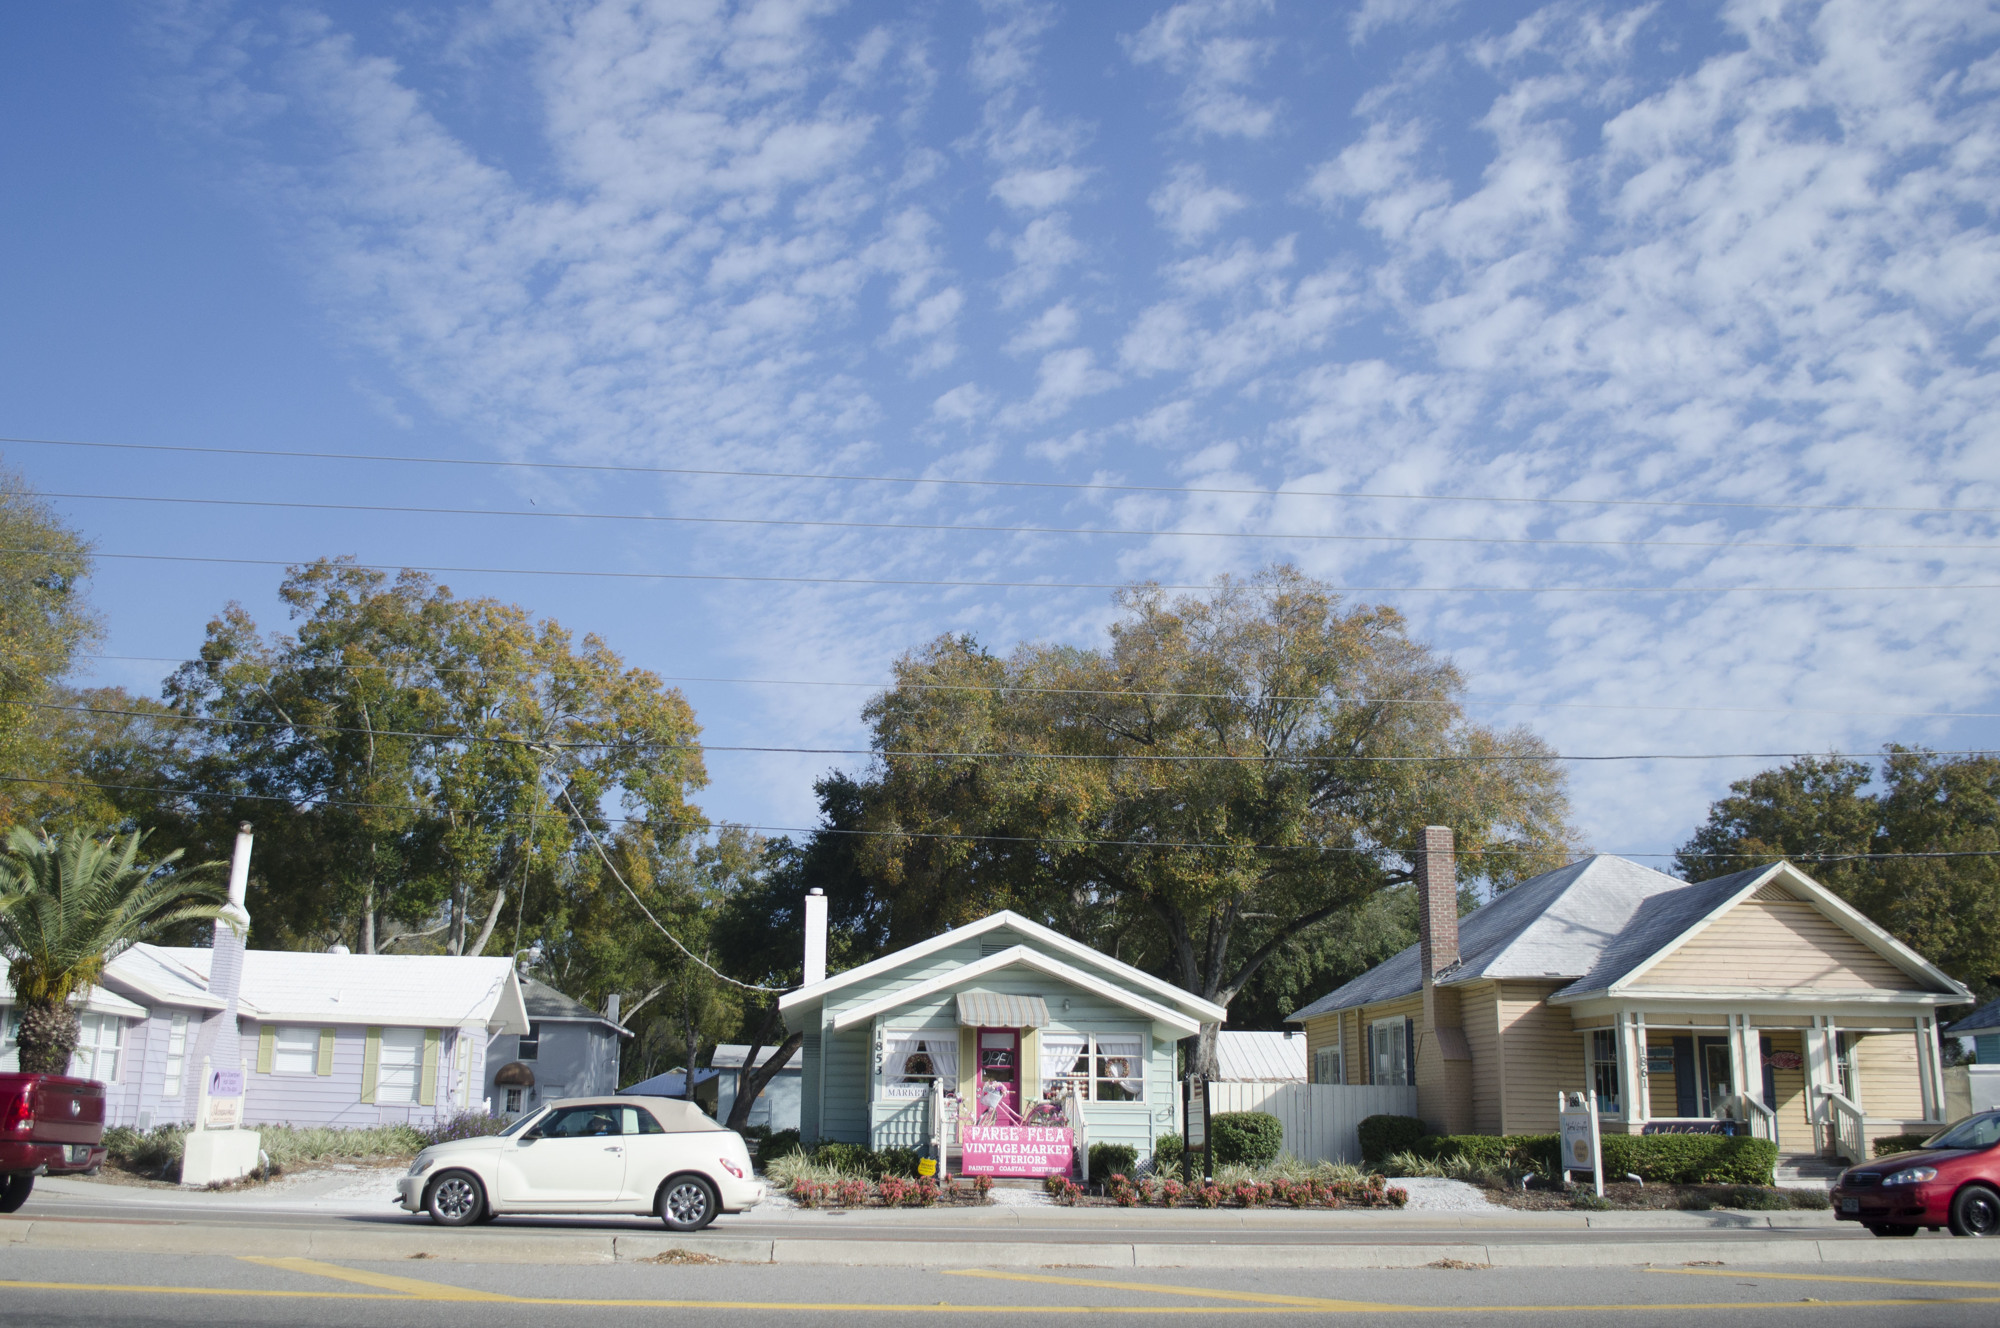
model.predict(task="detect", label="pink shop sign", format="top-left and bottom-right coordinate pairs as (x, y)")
top-left (959, 1126), bottom-right (1075, 1177)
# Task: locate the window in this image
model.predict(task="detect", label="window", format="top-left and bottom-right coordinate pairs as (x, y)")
top-left (882, 1034), bottom-right (957, 1099)
top-left (162, 1012), bottom-right (189, 1097)
top-left (1590, 1029), bottom-right (1621, 1114)
top-left (504, 1087), bottom-right (523, 1114)
top-left (540, 1104), bottom-right (620, 1137)
top-left (273, 1026), bottom-right (319, 1075)
top-left (621, 1105), bottom-right (665, 1135)
top-left (377, 1027), bottom-right (423, 1104)
top-left (517, 1023), bottom-right (540, 1061)
top-left (1038, 1034), bottom-right (1145, 1101)
top-left (71, 1013), bottom-right (122, 1082)
top-left (1313, 1047), bottom-right (1343, 1085)
top-left (1370, 1018), bottom-right (1409, 1087)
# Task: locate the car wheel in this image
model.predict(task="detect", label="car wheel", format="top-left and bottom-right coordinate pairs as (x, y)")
top-left (1949, 1184), bottom-right (2000, 1238)
top-left (0, 1174), bottom-right (32, 1214)
top-left (1865, 1223), bottom-right (1919, 1237)
top-left (425, 1171), bottom-right (485, 1228)
top-left (658, 1174), bottom-right (718, 1232)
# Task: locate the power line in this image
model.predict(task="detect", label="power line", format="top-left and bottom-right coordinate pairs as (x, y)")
top-left (29, 700), bottom-right (2000, 765)
top-left (7, 433), bottom-right (1995, 517)
top-left (10, 771), bottom-right (2000, 863)
top-left (17, 547), bottom-right (2000, 596)
top-left (25, 489), bottom-right (2000, 553)
top-left (74, 652), bottom-right (2000, 722)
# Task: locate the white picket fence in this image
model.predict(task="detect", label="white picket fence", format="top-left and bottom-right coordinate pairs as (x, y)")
top-left (1206, 1082), bottom-right (1419, 1164)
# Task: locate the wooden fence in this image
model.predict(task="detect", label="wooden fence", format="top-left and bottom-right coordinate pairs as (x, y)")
top-left (1206, 1081), bottom-right (1419, 1164)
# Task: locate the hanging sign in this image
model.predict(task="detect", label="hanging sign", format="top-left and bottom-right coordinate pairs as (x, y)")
top-left (960, 1125), bottom-right (1073, 1177)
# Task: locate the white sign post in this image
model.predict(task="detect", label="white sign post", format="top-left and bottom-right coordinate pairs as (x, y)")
top-left (1557, 1090), bottom-right (1604, 1198)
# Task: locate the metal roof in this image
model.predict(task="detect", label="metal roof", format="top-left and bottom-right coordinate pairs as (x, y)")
top-left (1947, 996), bottom-right (2000, 1034)
top-left (957, 991), bottom-right (1051, 1028)
top-left (1288, 856), bottom-right (1705, 1020)
top-left (521, 976), bottom-right (630, 1034)
top-left (1216, 1030), bottom-right (1307, 1081)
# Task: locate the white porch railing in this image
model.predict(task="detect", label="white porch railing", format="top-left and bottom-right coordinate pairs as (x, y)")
top-left (1816, 1087), bottom-right (1867, 1164)
top-left (1736, 1093), bottom-right (1779, 1154)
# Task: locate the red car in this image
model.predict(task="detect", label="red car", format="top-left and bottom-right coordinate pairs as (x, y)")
top-left (1, 1073), bottom-right (109, 1213)
top-left (1831, 1110), bottom-right (2000, 1237)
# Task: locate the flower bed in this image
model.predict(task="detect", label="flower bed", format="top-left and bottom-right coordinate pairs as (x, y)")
top-left (788, 1174), bottom-right (992, 1208)
top-left (1062, 1171), bottom-right (1407, 1209)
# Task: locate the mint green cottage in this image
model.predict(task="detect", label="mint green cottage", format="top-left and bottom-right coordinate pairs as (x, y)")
top-left (779, 909), bottom-right (1225, 1167)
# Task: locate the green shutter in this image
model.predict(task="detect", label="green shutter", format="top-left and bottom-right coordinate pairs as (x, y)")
top-left (360, 1027), bottom-right (382, 1104)
top-left (419, 1029), bottom-right (440, 1106)
top-left (316, 1027), bottom-right (335, 1077)
top-left (256, 1026), bottom-right (275, 1074)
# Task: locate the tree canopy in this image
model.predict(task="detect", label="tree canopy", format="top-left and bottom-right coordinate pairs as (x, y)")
top-left (1677, 749), bottom-right (2000, 993)
top-left (0, 475), bottom-right (100, 828)
top-left (833, 566), bottom-right (1578, 1058)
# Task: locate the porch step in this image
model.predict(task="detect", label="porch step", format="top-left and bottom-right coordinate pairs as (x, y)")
top-left (1773, 1155), bottom-right (1845, 1191)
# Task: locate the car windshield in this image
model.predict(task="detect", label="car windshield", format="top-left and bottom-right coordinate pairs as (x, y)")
top-left (498, 1107), bottom-right (550, 1138)
top-left (1923, 1112), bottom-right (2000, 1151)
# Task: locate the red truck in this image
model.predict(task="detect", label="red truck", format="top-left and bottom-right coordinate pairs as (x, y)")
top-left (1, 1073), bottom-right (109, 1212)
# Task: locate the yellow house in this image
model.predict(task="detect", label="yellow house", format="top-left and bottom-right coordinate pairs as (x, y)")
top-left (1286, 829), bottom-right (1971, 1164)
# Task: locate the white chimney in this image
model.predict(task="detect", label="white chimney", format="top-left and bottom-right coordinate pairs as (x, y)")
top-left (606, 993), bottom-right (622, 1026)
top-left (803, 888), bottom-right (827, 986)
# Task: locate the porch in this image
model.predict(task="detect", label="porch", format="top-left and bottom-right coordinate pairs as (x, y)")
top-left (1574, 1007), bottom-right (1951, 1164)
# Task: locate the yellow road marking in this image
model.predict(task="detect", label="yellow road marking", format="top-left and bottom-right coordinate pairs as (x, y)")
top-left (945, 1267), bottom-right (1386, 1310)
top-left (0, 1281), bottom-right (403, 1302)
top-left (242, 1256), bottom-right (520, 1301)
top-left (1657, 1267), bottom-right (2000, 1291)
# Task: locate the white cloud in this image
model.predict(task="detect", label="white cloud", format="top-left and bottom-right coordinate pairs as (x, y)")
top-left (1126, 0), bottom-right (1279, 138)
top-left (1005, 300), bottom-right (1081, 355)
top-left (1150, 164), bottom-right (1247, 243)
top-left (1349, 0), bottom-right (1460, 46)
top-left (930, 381), bottom-right (991, 422)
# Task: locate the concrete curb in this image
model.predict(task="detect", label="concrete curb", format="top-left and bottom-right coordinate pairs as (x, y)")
top-left (4, 1217), bottom-right (1989, 1270)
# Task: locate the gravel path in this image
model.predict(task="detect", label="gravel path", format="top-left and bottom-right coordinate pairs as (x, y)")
top-left (1391, 1177), bottom-right (1502, 1211)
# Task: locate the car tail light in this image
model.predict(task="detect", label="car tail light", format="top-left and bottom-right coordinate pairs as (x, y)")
top-left (5, 1085), bottom-right (32, 1133)
top-left (719, 1158), bottom-right (744, 1179)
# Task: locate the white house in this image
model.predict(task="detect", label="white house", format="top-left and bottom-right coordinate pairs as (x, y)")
top-left (710, 1044), bottom-right (803, 1131)
top-left (484, 976), bottom-right (630, 1118)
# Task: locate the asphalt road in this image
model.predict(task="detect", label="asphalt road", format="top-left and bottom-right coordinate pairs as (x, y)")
top-left (4, 1246), bottom-right (2000, 1326)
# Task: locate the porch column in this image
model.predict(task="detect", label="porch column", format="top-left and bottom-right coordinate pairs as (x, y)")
top-left (1919, 1014), bottom-right (1946, 1122)
top-left (1618, 1011), bottom-right (1646, 1126)
top-left (1725, 1014), bottom-right (1747, 1123)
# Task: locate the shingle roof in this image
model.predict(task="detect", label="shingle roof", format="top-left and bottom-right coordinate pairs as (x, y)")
top-left (1216, 1030), bottom-right (1307, 1081)
top-left (1948, 996), bottom-right (2000, 1034)
top-left (1286, 855), bottom-right (1700, 1021)
top-left (112, 944), bottom-right (527, 1030)
top-left (521, 976), bottom-right (626, 1033)
top-left (1549, 866), bottom-right (1773, 998)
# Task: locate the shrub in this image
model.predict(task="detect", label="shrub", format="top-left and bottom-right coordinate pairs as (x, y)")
top-left (760, 1129), bottom-right (805, 1161)
top-left (789, 1178), bottom-right (826, 1207)
top-left (1358, 1115), bottom-right (1430, 1166)
top-left (1106, 1173), bottom-right (1140, 1207)
top-left (1720, 1185), bottom-right (1788, 1211)
top-left (914, 1177), bottom-right (941, 1207)
top-left (876, 1176), bottom-right (911, 1206)
top-left (420, 1110), bottom-right (507, 1146)
top-left (1789, 1188), bottom-right (1832, 1210)
top-left (1421, 1132), bottom-right (1777, 1187)
top-left (1160, 1177), bottom-right (1185, 1207)
top-left (1089, 1142), bottom-right (1139, 1177)
top-left (1873, 1133), bottom-right (1933, 1157)
top-left (875, 1146), bottom-right (923, 1178)
top-left (1570, 1190), bottom-right (1611, 1210)
top-left (832, 1178), bottom-right (869, 1207)
top-left (1209, 1112), bottom-right (1283, 1167)
top-left (1191, 1181), bottom-right (1225, 1208)
top-left (812, 1142), bottom-right (877, 1173)
top-left (1151, 1132), bottom-right (1185, 1174)
top-left (971, 1174), bottom-right (993, 1200)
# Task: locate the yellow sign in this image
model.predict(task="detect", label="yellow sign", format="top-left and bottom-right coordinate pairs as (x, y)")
top-left (917, 1157), bottom-right (937, 1177)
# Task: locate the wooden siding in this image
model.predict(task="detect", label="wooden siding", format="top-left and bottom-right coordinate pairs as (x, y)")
top-left (1300, 1014), bottom-right (1340, 1082)
top-left (1639, 901), bottom-right (1914, 992)
top-left (820, 1025), bottom-right (870, 1142)
top-left (1459, 982), bottom-right (1502, 1135)
top-left (1854, 1030), bottom-right (1925, 1120)
top-left (1351, 993), bottom-right (1421, 1084)
top-left (1496, 982), bottom-right (1579, 1134)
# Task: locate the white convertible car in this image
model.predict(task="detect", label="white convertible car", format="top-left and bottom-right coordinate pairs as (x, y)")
top-left (396, 1096), bottom-right (764, 1231)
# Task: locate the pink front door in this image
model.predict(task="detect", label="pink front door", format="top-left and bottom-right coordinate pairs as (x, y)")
top-left (976, 1029), bottom-right (1020, 1124)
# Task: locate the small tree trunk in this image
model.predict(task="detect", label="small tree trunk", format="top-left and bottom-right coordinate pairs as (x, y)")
top-left (727, 1002), bottom-right (803, 1132)
top-left (363, 881), bottom-right (377, 955)
top-left (17, 999), bottom-right (81, 1076)
top-left (466, 888), bottom-right (507, 958)
top-left (683, 990), bottom-right (698, 1105)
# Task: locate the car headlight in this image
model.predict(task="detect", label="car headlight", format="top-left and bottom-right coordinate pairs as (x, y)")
top-left (408, 1152), bottom-right (436, 1177)
top-left (1883, 1166), bottom-right (1937, 1186)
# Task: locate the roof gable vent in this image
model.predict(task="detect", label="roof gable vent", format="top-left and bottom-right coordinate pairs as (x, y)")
top-left (981, 942), bottom-right (1013, 957)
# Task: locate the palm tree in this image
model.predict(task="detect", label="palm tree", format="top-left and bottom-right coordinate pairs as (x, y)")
top-left (0, 827), bottom-right (225, 1075)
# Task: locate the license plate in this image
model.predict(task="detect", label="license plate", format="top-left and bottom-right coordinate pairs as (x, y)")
top-left (1840, 1197), bottom-right (1859, 1213)
top-left (64, 1145), bottom-right (88, 1165)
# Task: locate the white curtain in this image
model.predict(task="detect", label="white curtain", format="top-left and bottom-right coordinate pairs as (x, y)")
top-left (885, 1034), bottom-right (956, 1099)
top-left (1095, 1035), bottom-right (1143, 1100)
top-left (1039, 1033), bottom-right (1087, 1095)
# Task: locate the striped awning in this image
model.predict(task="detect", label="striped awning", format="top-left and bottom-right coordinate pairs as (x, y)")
top-left (956, 991), bottom-right (1050, 1029)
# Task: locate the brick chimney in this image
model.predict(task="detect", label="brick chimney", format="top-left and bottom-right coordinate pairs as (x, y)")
top-left (1416, 824), bottom-right (1458, 983)
top-left (1413, 825), bottom-right (1474, 1134)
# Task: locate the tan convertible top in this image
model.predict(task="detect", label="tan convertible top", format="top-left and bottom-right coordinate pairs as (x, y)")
top-left (547, 1094), bottom-right (727, 1133)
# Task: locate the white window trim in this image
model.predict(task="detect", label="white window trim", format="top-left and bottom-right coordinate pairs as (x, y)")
top-left (376, 1027), bottom-right (424, 1105)
top-left (1040, 1033), bottom-right (1147, 1102)
top-left (1313, 1046), bottom-right (1343, 1085)
top-left (1588, 1028), bottom-right (1623, 1116)
top-left (162, 1011), bottom-right (189, 1098)
top-left (1370, 1017), bottom-right (1409, 1087)
top-left (273, 1025), bottom-right (319, 1076)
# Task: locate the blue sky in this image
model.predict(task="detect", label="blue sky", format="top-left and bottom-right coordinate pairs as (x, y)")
top-left (3, 0), bottom-right (1998, 861)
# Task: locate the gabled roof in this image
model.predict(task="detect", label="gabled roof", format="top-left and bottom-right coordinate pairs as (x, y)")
top-left (106, 944), bottom-right (530, 1032)
top-left (824, 945), bottom-right (1211, 1036)
top-left (778, 909), bottom-right (1225, 1024)
top-left (0, 976), bottom-right (146, 1019)
top-left (1948, 996), bottom-right (2000, 1035)
top-left (522, 976), bottom-right (630, 1036)
top-left (1287, 855), bottom-right (1970, 1022)
top-left (1288, 856), bottom-right (1691, 1020)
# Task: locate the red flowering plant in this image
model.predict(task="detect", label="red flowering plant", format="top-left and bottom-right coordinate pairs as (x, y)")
top-left (1106, 1174), bottom-right (1140, 1207)
top-left (834, 1178), bottom-right (869, 1208)
top-left (914, 1177), bottom-right (941, 1207)
top-left (789, 1179), bottom-right (826, 1208)
top-left (1160, 1177), bottom-right (1186, 1208)
top-left (1192, 1182), bottom-right (1225, 1209)
top-left (876, 1176), bottom-right (911, 1206)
